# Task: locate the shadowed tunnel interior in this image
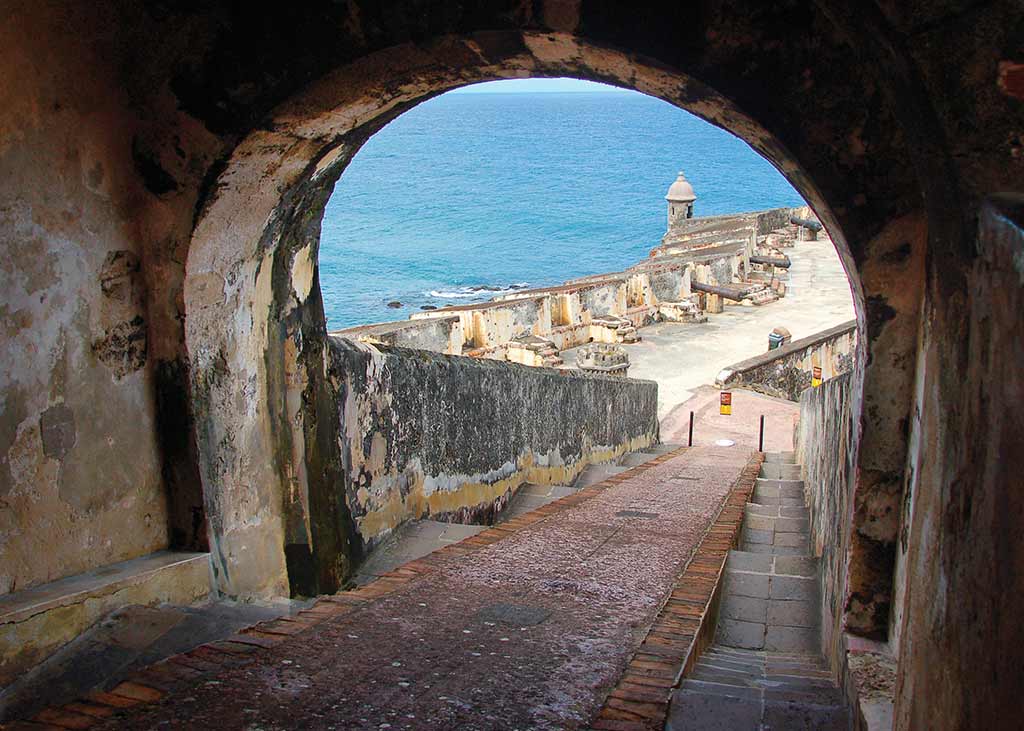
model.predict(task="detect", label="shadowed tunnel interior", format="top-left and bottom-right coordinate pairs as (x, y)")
top-left (1, 2), bottom-right (1022, 729)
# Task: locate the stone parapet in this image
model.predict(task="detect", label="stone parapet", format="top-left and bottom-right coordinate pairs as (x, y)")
top-left (328, 337), bottom-right (659, 555)
top-left (716, 320), bottom-right (857, 401)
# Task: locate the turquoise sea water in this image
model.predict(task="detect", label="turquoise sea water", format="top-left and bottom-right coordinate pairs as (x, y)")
top-left (320, 90), bottom-right (803, 329)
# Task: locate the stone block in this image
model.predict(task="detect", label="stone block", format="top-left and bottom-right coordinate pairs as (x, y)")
top-left (726, 551), bottom-right (774, 573)
top-left (767, 600), bottom-right (819, 628)
top-left (764, 626), bottom-right (820, 653)
top-left (742, 528), bottom-right (774, 545)
top-left (775, 517), bottom-right (809, 533)
top-left (762, 700), bottom-right (849, 729)
top-left (770, 576), bottom-right (817, 601)
top-left (774, 533), bottom-right (809, 549)
top-left (774, 556), bottom-right (817, 577)
top-left (717, 619), bottom-right (766, 650)
top-left (724, 572), bottom-right (770, 598)
top-left (721, 595), bottom-right (769, 624)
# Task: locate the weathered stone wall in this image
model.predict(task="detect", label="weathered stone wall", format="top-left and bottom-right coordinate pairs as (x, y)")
top-left (333, 316), bottom-right (462, 354)
top-left (337, 247), bottom-right (745, 359)
top-left (716, 321), bottom-right (857, 401)
top-left (893, 197), bottom-right (1024, 729)
top-left (0, 6), bottom-right (189, 596)
top-left (328, 337), bottom-right (659, 553)
top-left (795, 372), bottom-right (858, 673)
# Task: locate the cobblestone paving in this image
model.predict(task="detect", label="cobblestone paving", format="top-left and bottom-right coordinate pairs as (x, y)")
top-left (85, 447), bottom-right (749, 731)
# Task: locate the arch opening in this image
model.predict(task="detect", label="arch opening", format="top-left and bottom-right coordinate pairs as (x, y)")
top-left (184, 32), bottom-right (876, 604)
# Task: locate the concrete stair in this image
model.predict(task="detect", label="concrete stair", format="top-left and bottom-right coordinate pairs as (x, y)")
top-left (668, 453), bottom-right (849, 730)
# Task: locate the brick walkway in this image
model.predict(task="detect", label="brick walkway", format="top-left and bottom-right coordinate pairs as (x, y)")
top-left (49, 448), bottom-right (753, 731)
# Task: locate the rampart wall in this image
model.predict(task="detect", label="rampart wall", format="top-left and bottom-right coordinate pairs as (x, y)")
top-left (796, 372), bottom-right (857, 672)
top-left (328, 337), bottom-right (660, 553)
top-left (333, 208), bottom-right (804, 360)
top-left (716, 320), bottom-right (857, 400)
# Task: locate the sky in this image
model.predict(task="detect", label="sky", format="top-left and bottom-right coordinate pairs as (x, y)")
top-left (451, 78), bottom-right (628, 94)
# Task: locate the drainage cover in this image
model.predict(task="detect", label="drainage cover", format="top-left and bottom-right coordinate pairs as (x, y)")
top-left (615, 510), bottom-right (660, 519)
top-left (476, 603), bottom-right (551, 626)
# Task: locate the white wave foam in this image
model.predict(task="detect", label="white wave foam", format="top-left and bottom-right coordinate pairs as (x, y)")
top-left (426, 282), bottom-right (530, 299)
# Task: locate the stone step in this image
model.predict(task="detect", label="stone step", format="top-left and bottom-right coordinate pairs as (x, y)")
top-left (691, 660), bottom-right (841, 693)
top-left (753, 478), bottom-right (806, 497)
top-left (759, 463), bottom-right (802, 480)
top-left (739, 531), bottom-right (811, 556)
top-left (669, 454), bottom-right (849, 730)
top-left (744, 503), bottom-right (809, 519)
top-left (618, 451), bottom-right (660, 468)
top-left (747, 494), bottom-right (807, 509)
top-left (496, 483), bottom-right (578, 522)
top-left (572, 463), bottom-right (629, 488)
top-left (643, 443), bottom-right (684, 455)
top-left (763, 451), bottom-right (797, 464)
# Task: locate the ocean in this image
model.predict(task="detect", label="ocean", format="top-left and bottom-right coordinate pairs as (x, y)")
top-left (319, 90), bottom-right (803, 329)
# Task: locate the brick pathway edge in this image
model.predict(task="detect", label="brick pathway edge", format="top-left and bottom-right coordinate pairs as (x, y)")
top-left (588, 451), bottom-right (765, 731)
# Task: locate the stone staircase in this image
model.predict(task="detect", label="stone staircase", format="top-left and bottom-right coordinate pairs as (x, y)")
top-left (668, 452), bottom-right (850, 730)
top-left (497, 443), bottom-right (678, 520)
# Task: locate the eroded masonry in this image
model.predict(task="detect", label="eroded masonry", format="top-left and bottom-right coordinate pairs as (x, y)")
top-left (335, 176), bottom-right (823, 368)
top-left (1, 3), bottom-right (1022, 730)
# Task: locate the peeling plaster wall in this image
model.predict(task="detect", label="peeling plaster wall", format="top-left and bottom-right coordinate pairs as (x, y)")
top-left (0, 4), bottom-right (190, 595)
top-left (328, 337), bottom-right (658, 553)
top-left (717, 321), bottom-right (857, 401)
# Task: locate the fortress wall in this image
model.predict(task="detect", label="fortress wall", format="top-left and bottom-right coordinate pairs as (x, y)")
top-left (328, 337), bottom-right (659, 553)
top-left (647, 269), bottom-right (687, 302)
top-left (796, 372), bottom-right (858, 686)
top-left (331, 317), bottom-right (463, 354)
top-left (715, 321), bottom-right (857, 401)
top-left (0, 10), bottom-right (186, 599)
top-left (336, 249), bottom-right (748, 360)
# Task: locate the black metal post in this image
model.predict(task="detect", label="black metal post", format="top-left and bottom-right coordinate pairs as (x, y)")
top-left (758, 414), bottom-right (765, 452)
top-left (688, 410), bottom-right (694, 447)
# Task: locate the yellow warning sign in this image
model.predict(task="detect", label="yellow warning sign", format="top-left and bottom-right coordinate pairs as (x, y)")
top-left (720, 391), bottom-right (732, 415)
top-left (812, 365), bottom-right (822, 388)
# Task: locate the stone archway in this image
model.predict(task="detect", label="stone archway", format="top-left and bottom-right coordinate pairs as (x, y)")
top-left (183, 32), bottom-right (890, 602)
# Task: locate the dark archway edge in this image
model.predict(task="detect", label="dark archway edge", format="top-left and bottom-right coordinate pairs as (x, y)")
top-left (149, 4), bottom-right (1021, 727)
top-left (184, 20), bottom-right (902, 612)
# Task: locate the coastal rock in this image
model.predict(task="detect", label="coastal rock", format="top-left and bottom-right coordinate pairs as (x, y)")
top-left (387, 301), bottom-right (402, 308)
